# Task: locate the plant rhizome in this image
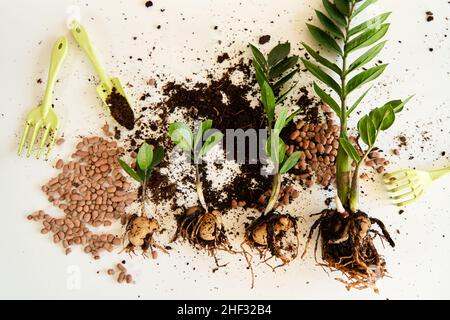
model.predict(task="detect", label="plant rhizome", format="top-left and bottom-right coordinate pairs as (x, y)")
top-left (301, 0), bottom-right (412, 291)
top-left (169, 120), bottom-right (235, 263)
top-left (118, 142), bottom-right (167, 257)
top-left (241, 42), bottom-right (303, 287)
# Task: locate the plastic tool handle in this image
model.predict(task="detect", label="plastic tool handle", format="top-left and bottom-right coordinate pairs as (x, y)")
top-left (430, 166), bottom-right (450, 181)
top-left (71, 22), bottom-right (112, 88)
top-left (42, 36), bottom-right (68, 117)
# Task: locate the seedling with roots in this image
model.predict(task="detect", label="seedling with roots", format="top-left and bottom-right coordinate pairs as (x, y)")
top-left (242, 42), bottom-right (302, 287)
top-left (301, 0), bottom-right (412, 291)
top-left (169, 120), bottom-right (233, 262)
top-left (118, 142), bottom-right (167, 258)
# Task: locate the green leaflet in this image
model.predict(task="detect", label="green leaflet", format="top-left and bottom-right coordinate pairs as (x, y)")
top-left (280, 151), bottom-right (301, 174)
top-left (370, 104), bottom-right (395, 130)
top-left (261, 81), bottom-right (276, 122)
top-left (315, 10), bottom-right (344, 38)
top-left (322, 0), bottom-right (347, 26)
top-left (307, 24), bottom-right (343, 55)
top-left (118, 159), bottom-right (143, 184)
top-left (169, 122), bottom-right (194, 153)
top-left (302, 58), bottom-right (342, 95)
top-left (346, 24), bottom-right (389, 53)
top-left (358, 114), bottom-right (376, 146)
top-left (269, 56), bottom-right (299, 78)
top-left (302, 43), bottom-right (342, 75)
top-left (137, 142), bottom-right (153, 171)
top-left (250, 43), bottom-right (267, 71)
top-left (347, 87), bottom-right (372, 115)
top-left (268, 42), bottom-right (291, 67)
top-left (313, 82), bottom-right (341, 116)
top-left (273, 69), bottom-right (298, 90)
top-left (339, 136), bottom-right (361, 162)
top-left (349, 12), bottom-right (391, 37)
top-left (194, 119), bottom-right (212, 149)
top-left (352, 0), bottom-right (377, 18)
top-left (199, 131), bottom-right (224, 158)
top-left (346, 64), bottom-right (387, 94)
top-left (335, 0), bottom-right (350, 16)
top-left (347, 41), bottom-right (386, 74)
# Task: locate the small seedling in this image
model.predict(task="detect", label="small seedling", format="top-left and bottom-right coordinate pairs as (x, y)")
top-left (118, 142), bottom-right (167, 257)
top-left (301, 0), bottom-right (412, 291)
top-left (169, 120), bottom-right (233, 261)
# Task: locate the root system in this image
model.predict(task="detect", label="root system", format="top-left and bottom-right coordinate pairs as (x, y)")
top-left (303, 209), bottom-right (395, 292)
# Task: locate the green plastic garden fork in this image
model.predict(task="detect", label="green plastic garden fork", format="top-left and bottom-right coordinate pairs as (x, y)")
top-left (384, 166), bottom-right (450, 206)
top-left (18, 36), bottom-right (68, 160)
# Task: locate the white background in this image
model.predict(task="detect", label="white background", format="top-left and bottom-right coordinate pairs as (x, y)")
top-left (0, 0), bottom-right (449, 300)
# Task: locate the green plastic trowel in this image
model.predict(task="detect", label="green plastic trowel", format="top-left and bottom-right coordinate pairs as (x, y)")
top-left (71, 22), bottom-right (135, 130)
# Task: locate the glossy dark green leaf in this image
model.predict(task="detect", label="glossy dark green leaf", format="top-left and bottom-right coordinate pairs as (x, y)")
top-left (268, 42), bottom-right (290, 67)
top-left (118, 159), bottom-right (143, 184)
top-left (269, 56), bottom-right (299, 78)
top-left (250, 43), bottom-right (267, 71)
top-left (272, 69), bottom-right (298, 90)
top-left (339, 136), bottom-right (361, 162)
top-left (349, 12), bottom-right (391, 37)
top-left (302, 43), bottom-right (342, 75)
top-left (261, 81), bottom-right (276, 122)
top-left (346, 64), bottom-right (387, 94)
top-left (347, 87), bottom-right (372, 115)
top-left (322, 0), bottom-right (347, 26)
top-left (369, 105), bottom-right (395, 130)
top-left (315, 10), bottom-right (344, 38)
top-left (302, 58), bottom-right (342, 94)
top-left (358, 114), bottom-right (376, 146)
top-left (313, 82), bottom-right (341, 116)
top-left (346, 24), bottom-right (389, 53)
top-left (307, 24), bottom-right (342, 55)
top-left (335, 0), bottom-right (350, 16)
top-left (169, 122), bottom-right (194, 153)
top-left (347, 41), bottom-right (386, 74)
top-left (352, 0), bottom-right (377, 18)
top-left (137, 143), bottom-right (153, 171)
top-left (280, 151), bottom-right (301, 174)
top-left (383, 95), bottom-right (413, 113)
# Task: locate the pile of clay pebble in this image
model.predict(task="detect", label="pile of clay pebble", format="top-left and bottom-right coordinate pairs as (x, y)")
top-left (27, 136), bottom-right (137, 259)
top-left (287, 103), bottom-right (339, 187)
top-left (258, 185), bottom-right (300, 209)
top-left (107, 262), bottom-right (134, 284)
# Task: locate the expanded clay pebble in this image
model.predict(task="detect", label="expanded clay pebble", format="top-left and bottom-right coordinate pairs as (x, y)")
top-left (287, 103), bottom-right (339, 187)
top-left (258, 185), bottom-right (300, 209)
top-left (106, 262), bottom-right (134, 284)
top-left (29, 136), bottom-right (137, 259)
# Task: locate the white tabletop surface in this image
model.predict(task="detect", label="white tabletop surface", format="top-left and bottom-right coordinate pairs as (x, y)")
top-left (0, 0), bottom-right (449, 300)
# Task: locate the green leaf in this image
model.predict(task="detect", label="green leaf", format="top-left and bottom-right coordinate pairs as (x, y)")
top-left (169, 122), bottom-right (193, 154)
top-left (194, 119), bottom-right (213, 149)
top-left (335, 0), bottom-right (350, 16)
top-left (302, 58), bottom-right (342, 95)
top-left (315, 10), bottom-right (344, 38)
top-left (358, 114), bottom-right (376, 146)
top-left (250, 43), bottom-right (267, 71)
top-left (352, 0), bottom-right (377, 18)
top-left (199, 131), bottom-right (223, 158)
top-left (150, 146), bottom-right (165, 170)
top-left (253, 59), bottom-right (268, 88)
top-left (274, 107), bottom-right (289, 133)
top-left (307, 24), bottom-right (342, 55)
top-left (346, 64), bottom-right (387, 94)
top-left (347, 87), bottom-right (372, 115)
top-left (118, 159), bottom-right (143, 184)
top-left (266, 136), bottom-right (286, 165)
top-left (137, 143), bottom-right (153, 171)
top-left (313, 82), bottom-right (341, 116)
top-left (272, 69), bottom-right (298, 90)
top-left (349, 12), bottom-right (391, 37)
top-left (269, 56), bottom-right (299, 78)
top-left (276, 83), bottom-right (298, 105)
top-left (347, 41), bottom-right (386, 74)
top-left (339, 136), bottom-right (361, 163)
top-left (286, 108), bottom-right (302, 124)
top-left (268, 42), bottom-right (290, 67)
top-left (261, 81), bottom-right (276, 122)
top-left (280, 151), bottom-right (301, 174)
top-left (384, 95), bottom-right (413, 113)
top-left (369, 105), bottom-right (395, 130)
top-left (322, 0), bottom-right (347, 26)
top-left (346, 24), bottom-right (390, 53)
top-left (302, 43), bottom-right (342, 75)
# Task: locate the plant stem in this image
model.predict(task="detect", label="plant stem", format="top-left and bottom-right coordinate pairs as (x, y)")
top-left (264, 173), bottom-right (282, 214)
top-left (141, 175), bottom-right (147, 217)
top-left (195, 163), bottom-right (208, 212)
top-left (336, 3), bottom-right (355, 208)
top-left (349, 145), bottom-right (374, 213)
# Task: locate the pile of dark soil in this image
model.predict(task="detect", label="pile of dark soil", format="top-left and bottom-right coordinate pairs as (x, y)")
top-left (106, 88), bottom-right (135, 130)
